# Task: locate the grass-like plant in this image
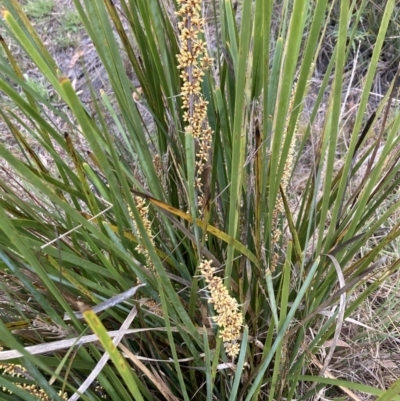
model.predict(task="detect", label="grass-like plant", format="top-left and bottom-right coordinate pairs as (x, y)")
top-left (23, 0), bottom-right (55, 19)
top-left (0, 0), bottom-right (400, 399)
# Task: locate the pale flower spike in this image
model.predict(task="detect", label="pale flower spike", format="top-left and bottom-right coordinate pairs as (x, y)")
top-left (200, 259), bottom-right (243, 358)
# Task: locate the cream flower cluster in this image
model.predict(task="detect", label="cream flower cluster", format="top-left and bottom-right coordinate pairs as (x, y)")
top-left (270, 82), bottom-right (297, 273)
top-left (176, 0), bottom-right (213, 209)
top-left (129, 196), bottom-right (155, 272)
top-left (0, 356), bottom-right (68, 400)
top-left (200, 260), bottom-right (243, 358)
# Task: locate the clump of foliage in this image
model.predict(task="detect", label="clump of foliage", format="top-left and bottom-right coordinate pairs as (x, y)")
top-left (23, 0), bottom-right (54, 19)
top-left (0, 0), bottom-right (400, 400)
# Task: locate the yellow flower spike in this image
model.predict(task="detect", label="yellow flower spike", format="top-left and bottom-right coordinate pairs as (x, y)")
top-left (200, 260), bottom-right (243, 358)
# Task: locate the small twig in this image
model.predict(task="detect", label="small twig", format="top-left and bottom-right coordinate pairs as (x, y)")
top-left (40, 201), bottom-right (113, 250)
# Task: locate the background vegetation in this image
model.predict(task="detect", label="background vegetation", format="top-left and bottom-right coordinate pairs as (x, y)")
top-left (0, 0), bottom-right (400, 400)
